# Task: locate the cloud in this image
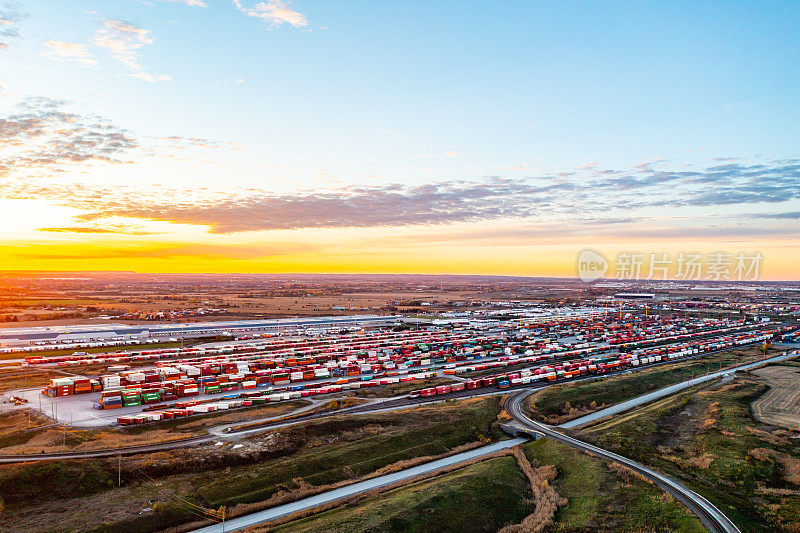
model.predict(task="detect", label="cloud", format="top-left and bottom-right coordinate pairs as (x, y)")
top-left (0, 95), bottom-right (797, 246)
top-left (128, 71), bottom-right (172, 83)
top-left (0, 96), bottom-right (137, 176)
top-left (42, 40), bottom-right (98, 67)
top-left (52, 157), bottom-right (798, 241)
top-left (77, 179), bottom-right (547, 233)
top-left (164, 0), bottom-right (207, 6)
top-left (0, 1), bottom-right (27, 50)
top-left (752, 211), bottom-right (800, 220)
top-left (4, 241), bottom-right (315, 260)
top-left (37, 225), bottom-right (156, 235)
top-left (38, 227), bottom-right (121, 234)
top-left (233, 0), bottom-right (308, 28)
top-left (94, 20), bottom-right (169, 82)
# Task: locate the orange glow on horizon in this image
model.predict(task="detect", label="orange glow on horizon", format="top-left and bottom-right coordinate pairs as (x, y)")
top-left (1, 234), bottom-right (797, 280)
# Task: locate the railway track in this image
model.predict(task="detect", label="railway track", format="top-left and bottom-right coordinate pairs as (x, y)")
top-left (504, 388), bottom-right (741, 533)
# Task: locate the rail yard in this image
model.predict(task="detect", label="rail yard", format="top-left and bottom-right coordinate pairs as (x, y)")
top-left (0, 275), bottom-right (798, 532)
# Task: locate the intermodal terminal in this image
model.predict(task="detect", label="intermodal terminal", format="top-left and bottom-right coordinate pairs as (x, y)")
top-left (0, 315), bottom-right (399, 348)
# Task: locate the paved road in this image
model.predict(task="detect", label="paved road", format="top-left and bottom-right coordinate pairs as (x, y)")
top-left (504, 389), bottom-right (741, 533)
top-left (190, 437), bottom-right (528, 533)
top-left (561, 350), bottom-right (800, 429)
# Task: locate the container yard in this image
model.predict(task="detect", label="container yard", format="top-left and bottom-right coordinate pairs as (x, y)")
top-left (4, 310), bottom-right (790, 428)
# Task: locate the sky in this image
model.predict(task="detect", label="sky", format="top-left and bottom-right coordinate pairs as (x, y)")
top-left (0, 1), bottom-right (798, 279)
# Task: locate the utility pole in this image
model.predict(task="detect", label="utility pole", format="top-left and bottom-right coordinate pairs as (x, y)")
top-left (118, 454), bottom-right (121, 487)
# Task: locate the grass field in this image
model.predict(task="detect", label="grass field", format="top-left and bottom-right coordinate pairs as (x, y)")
top-left (0, 366), bottom-right (68, 392)
top-left (270, 456), bottom-right (534, 533)
top-left (270, 433), bottom-right (706, 533)
top-left (0, 396), bottom-right (505, 532)
top-left (523, 438), bottom-right (705, 532)
top-left (524, 346), bottom-right (774, 424)
top-left (750, 365), bottom-right (800, 431)
top-left (576, 374), bottom-right (800, 532)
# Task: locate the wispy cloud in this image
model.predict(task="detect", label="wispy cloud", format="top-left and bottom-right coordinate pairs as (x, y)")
top-left (78, 180), bottom-right (547, 233)
top-left (164, 0), bottom-right (207, 7)
top-left (0, 1), bottom-right (27, 50)
top-left (64, 159), bottom-right (800, 236)
top-left (37, 225), bottom-right (156, 235)
top-left (3, 241), bottom-right (316, 261)
top-left (233, 0), bottom-right (308, 28)
top-left (0, 96), bottom-right (137, 176)
top-left (1, 96), bottom-right (797, 243)
top-left (752, 211), bottom-right (800, 220)
top-left (42, 40), bottom-right (98, 67)
top-left (94, 20), bottom-right (170, 82)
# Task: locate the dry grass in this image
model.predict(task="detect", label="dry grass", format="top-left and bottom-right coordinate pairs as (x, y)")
top-left (750, 448), bottom-right (800, 485)
top-left (751, 365), bottom-right (800, 431)
top-left (497, 446), bottom-right (567, 533)
top-left (746, 426), bottom-right (791, 447)
top-left (0, 367), bottom-right (65, 392)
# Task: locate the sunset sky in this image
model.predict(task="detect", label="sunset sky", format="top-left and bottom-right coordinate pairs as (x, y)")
top-left (1, 1), bottom-right (798, 279)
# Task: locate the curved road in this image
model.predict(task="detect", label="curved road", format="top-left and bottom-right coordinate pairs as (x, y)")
top-left (504, 388), bottom-right (740, 533)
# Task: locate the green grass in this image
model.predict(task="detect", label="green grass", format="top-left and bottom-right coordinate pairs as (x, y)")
top-left (0, 428), bottom-right (45, 449)
top-left (192, 397), bottom-right (504, 508)
top-left (525, 347), bottom-right (770, 422)
top-left (577, 375), bottom-right (800, 532)
top-left (272, 456), bottom-right (533, 533)
top-left (523, 438), bottom-right (705, 532)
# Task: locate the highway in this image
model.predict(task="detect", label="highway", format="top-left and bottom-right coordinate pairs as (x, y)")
top-left (504, 388), bottom-right (741, 533)
top-left (190, 437), bottom-right (528, 533)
